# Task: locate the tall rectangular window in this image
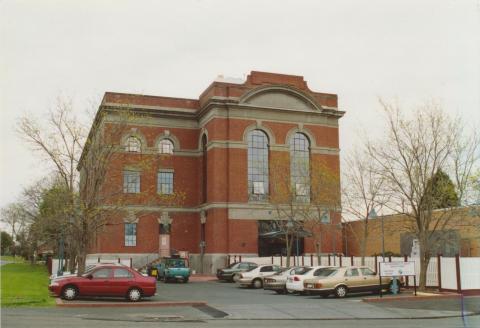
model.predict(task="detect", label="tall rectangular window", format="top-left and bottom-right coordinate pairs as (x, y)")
top-left (123, 170), bottom-right (140, 193)
top-left (157, 171), bottom-right (174, 194)
top-left (124, 223), bottom-right (137, 246)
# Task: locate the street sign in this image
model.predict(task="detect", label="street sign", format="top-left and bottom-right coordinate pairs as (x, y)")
top-left (379, 261), bottom-right (415, 277)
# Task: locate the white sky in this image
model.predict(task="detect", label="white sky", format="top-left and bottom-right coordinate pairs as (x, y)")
top-left (1, 0), bottom-right (479, 211)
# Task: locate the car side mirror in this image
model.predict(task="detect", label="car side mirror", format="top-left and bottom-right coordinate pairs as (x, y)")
top-left (87, 274), bottom-right (93, 279)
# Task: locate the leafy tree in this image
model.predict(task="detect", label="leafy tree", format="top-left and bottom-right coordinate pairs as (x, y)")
top-left (1, 231), bottom-right (13, 255)
top-left (423, 169), bottom-right (459, 209)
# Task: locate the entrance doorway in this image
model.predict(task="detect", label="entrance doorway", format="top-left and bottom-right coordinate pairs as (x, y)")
top-left (257, 220), bottom-right (304, 257)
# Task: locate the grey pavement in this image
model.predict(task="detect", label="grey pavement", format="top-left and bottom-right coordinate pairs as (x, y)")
top-left (2, 280), bottom-right (480, 328)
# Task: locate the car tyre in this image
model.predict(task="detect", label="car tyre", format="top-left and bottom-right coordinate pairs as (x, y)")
top-left (252, 278), bottom-right (263, 289)
top-left (334, 285), bottom-right (348, 298)
top-left (127, 288), bottom-right (142, 302)
top-left (183, 277), bottom-right (189, 283)
top-left (232, 274), bottom-right (241, 282)
top-left (61, 285), bottom-right (77, 301)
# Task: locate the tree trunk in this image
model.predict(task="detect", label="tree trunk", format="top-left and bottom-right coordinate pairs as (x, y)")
top-left (316, 237), bottom-right (322, 265)
top-left (418, 236), bottom-right (430, 290)
top-left (285, 232), bottom-right (291, 267)
top-left (68, 251), bottom-right (77, 273)
top-left (77, 251), bottom-right (86, 276)
top-left (361, 220), bottom-right (368, 266)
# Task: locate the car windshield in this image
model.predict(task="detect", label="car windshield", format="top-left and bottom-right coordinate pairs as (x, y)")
top-left (298, 267), bottom-right (313, 275)
top-left (227, 262), bottom-right (239, 269)
top-left (315, 268), bottom-right (338, 277)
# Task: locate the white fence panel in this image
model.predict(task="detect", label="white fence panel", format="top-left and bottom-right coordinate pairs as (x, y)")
top-left (441, 257), bottom-right (457, 290)
top-left (460, 258), bottom-right (480, 290)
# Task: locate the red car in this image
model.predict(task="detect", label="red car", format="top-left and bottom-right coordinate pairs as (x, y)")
top-left (48, 265), bottom-right (157, 302)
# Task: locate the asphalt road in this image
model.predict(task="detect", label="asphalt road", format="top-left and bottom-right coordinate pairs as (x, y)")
top-left (2, 280), bottom-right (479, 328)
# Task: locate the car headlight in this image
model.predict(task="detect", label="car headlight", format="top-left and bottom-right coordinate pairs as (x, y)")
top-left (50, 282), bottom-right (59, 287)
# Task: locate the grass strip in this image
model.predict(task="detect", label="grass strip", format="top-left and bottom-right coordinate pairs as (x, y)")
top-left (1, 262), bottom-right (55, 307)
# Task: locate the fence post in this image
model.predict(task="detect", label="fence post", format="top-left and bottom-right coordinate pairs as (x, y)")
top-left (271, 256), bottom-right (274, 264)
top-left (389, 255), bottom-right (392, 262)
top-left (280, 256), bottom-right (283, 267)
top-left (118, 258), bottom-right (121, 263)
top-left (239, 255), bottom-right (242, 262)
top-left (437, 254), bottom-right (442, 291)
top-left (302, 255), bottom-right (304, 266)
top-left (374, 255), bottom-right (378, 274)
top-left (310, 254), bottom-right (313, 266)
top-left (328, 254), bottom-right (331, 266)
top-left (350, 255), bottom-right (354, 266)
top-left (130, 258), bottom-right (132, 268)
top-left (98, 257), bottom-right (100, 263)
top-left (455, 254), bottom-right (461, 293)
top-left (339, 255), bottom-right (342, 267)
top-left (293, 256), bottom-right (296, 266)
top-left (404, 255), bottom-right (409, 287)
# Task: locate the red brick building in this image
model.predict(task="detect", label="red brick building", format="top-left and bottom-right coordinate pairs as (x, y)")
top-left (81, 71), bottom-right (344, 272)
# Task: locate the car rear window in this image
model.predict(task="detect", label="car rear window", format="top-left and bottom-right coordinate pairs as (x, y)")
top-left (315, 268), bottom-right (338, 277)
top-left (114, 268), bottom-right (133, 278)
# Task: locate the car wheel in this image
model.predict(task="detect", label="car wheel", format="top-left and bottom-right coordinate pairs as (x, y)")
top-left (252, 278), bottom-right (263, 289)
top-left (61, 285), bottom-right (77, 301)
top-left (183, 277), bottom-right (189, 283)
top-left (232, 274), bottom-right (241, 282)
top-left (127, 288), bottom-right (142, 302)
top-left (334, 285), bottom-right (348, 298)
top-left (275, 290), bottom-right (284, 294)
top-left (286, 288), bottom-right (295, 294)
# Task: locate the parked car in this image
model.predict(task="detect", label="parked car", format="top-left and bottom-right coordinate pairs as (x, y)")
top-left (216, 262), bottom-right (258, 282)
top-left (303, 266), bottom-right (402, 298)
top-left (48, 265), bottom-right (157, 302)
top-left (155, 257), bottom-right (191, 283)
top-left (264, 266), bottom-right (311, 294)
top-left (238, 265), bottom-right (283, 288)
top-left (49, 262), bottom-right (125, 281)
top-left (285, 265), bottom-right (329, 294)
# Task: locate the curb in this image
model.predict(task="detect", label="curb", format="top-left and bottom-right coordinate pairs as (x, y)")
top-left (363, 293), bottom-right (461, 303)
top-left (55, 298), bottom-right (207, 308)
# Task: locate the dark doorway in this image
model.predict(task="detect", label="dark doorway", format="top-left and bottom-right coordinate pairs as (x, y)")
top-left (257, 220), bottom-right (304, 257)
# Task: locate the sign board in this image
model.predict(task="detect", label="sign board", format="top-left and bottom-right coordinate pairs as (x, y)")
top-left (379, 261), bottom-right (415, 277)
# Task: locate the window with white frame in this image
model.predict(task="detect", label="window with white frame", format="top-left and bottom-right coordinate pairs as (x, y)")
top-left (124, 223), bottom-right (137, 246)
top-left (157, 171), bottom-right (174, 194)
top-left (125, 136), bottom-right (141, 152)
top-left (159, 139), bottom-right (174, 154)
top-left (248, 130), bottom-right (269, 201)
top-left (123, 170), bottom-right (140, 193)
top-left (290, 133), bottom-right (310, 202)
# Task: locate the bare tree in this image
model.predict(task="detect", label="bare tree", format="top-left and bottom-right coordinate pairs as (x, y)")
top-left (367, 100), bottom-right (479, 289)
top-left (302, 160), bottom-right (342, 263)
top-left (342, 149), bottom-right (388, 265)
top-left (0, 203), bottom-right (28, 257)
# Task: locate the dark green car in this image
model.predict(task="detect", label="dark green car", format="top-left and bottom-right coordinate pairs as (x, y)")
top-left (155, 257), bottom-right (191, 283)
top-left (216, 262), bottom-right (258, 282)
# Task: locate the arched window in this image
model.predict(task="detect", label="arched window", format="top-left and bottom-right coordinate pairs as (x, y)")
top-left (125, 136), bottom-right (141, 152)
top-left (159, 139), bottom-right (174, 154)
top-left (248, 129), bottom-right (269, 201)
top-left (290, 133), bottom-right (310, 202)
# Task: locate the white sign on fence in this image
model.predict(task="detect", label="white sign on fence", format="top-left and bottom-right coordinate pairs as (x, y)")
top-left (379, 261), bottom-right (415, 277)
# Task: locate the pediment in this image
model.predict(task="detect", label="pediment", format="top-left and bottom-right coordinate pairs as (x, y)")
top-left (241, 88), bottom-right (321, 112)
